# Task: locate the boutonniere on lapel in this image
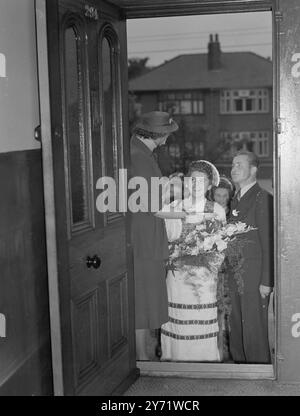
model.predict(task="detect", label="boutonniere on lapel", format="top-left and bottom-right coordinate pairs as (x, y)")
top-left (232, 209), bottom-right (240, 217)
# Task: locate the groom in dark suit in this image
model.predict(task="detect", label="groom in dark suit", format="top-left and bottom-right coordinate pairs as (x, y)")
top-left (228, 150), bottom-right (273, 364)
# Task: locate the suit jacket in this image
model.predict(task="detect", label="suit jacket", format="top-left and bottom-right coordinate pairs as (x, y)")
top-left (130, 135), bottom-right (169, 260)
top-left (229, 182), bottom-right (274, 288)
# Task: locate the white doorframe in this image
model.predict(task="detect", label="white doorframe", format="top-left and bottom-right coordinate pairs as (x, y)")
top-left (35, 0), bottom-right (64, 396)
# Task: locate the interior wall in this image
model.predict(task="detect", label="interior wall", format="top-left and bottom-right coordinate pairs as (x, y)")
top-left (0, 0), bottom-right (53, 395)
top-left (0, 0), bottom-right (40, 153)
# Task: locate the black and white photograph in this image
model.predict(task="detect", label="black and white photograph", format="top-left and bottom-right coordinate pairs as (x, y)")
top-left (1, 0), bottom-right (300, 399)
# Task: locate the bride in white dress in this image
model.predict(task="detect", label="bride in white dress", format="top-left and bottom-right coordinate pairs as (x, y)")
top-left (161, 160), bottom-right (226, 362)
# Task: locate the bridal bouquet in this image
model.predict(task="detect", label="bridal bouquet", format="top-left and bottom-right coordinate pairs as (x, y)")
top-left (167, 216), bottom-right (256, 291)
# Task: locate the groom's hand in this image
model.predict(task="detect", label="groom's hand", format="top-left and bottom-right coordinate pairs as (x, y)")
top-left (259, 284), bottom-right (273, 299)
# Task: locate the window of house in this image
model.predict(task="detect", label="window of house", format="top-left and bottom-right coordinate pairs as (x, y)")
top-left (158, 91), bottom-right (204, 115)
top-left (220, 89), bottom-right (269, 114)
top-left (168, 143), bottom-right (181, 158)
top-left (252, 131), bottom-right (269, 157)
top-left (167, 141), bottom-right (204, 161)
top-left (185, 141), bottom-right (193, 153)
top-left (220, 131), bottom-right (269, 158)
top-left (194, 141), bottom-right (205, 157)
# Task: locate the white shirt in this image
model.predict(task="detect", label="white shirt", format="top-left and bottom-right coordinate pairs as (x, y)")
top-left (240, 181), bottom-right (257, 199)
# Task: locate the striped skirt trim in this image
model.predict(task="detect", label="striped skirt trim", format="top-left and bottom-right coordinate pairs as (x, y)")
top-left (161, 328), bottom-right (219, 340)
top-left (168, 316), bottom-right (218, 325)
top-left (168, 301), bottom-right (217, 310)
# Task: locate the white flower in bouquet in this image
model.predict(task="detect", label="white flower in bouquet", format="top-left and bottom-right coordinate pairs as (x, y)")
top-left (214, 229), bottom-right (223, 239)
top-left (196, 223), bottom-right (206, 231)
top-left (203, 236), bottom-right (215, 251)
top-left (225, 224), bottom-right (237, 236)
top-left (216, 238), bottom-right (228, 252)
top-left (184, 234), bottom-right (194, 244)
top-left (235, 221), bottom-right (250, 233)
top-left (190, 246), bottom-right (200, 256)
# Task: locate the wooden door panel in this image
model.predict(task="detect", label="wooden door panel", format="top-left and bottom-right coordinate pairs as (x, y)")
top-left (77, 345), bottom-right (132, 396)
top-left (71, 288), bottom-right (100, 390)
top-left (69, 224), bottom-right (127, 295)
top-left (71, 274), bottom-right (130, 395)
top-left (47, 0), bottom-right (137, 395)
top-left (108, 273), bottom-right (128, 355)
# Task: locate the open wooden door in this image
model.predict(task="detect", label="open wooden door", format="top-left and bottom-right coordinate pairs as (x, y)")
top-left (45, 0), bottom-right (137, 395)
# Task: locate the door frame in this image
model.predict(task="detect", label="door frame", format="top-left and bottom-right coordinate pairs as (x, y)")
top-left (126, 0), bottom-right (279, 380)
top-left (36, 0), bottom-right (280, 395)
top-left (35, 0), bottom-right (64, 396)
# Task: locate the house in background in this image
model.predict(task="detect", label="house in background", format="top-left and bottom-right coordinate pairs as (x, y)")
top-left (129, 34), bottom-right (273, 188)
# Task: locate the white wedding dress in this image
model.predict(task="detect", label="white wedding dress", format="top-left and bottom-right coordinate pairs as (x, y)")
top-left (161, 198), bottom-right (226, 362)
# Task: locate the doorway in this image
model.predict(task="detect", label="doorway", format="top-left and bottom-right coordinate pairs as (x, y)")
top-left (127, 8), bottom-right (277, 379)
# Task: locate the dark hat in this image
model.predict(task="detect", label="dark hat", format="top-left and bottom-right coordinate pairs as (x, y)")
top-left (133, 111), bottom-right (178, 134)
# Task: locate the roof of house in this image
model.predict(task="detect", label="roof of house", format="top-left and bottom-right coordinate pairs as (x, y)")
top-left (129, 52), bottom-right (272, 92)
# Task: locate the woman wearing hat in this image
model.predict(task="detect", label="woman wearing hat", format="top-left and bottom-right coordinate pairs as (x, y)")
top-left (130, 111), bottom-right (185, 360)
top-left (160, 160), bottom-right (226, 362)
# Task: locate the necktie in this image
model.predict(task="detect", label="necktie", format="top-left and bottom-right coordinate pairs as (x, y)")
top-left (235, 189), bottom-right (241, 202)
top-left (231, 189), bottom-right (240, 211)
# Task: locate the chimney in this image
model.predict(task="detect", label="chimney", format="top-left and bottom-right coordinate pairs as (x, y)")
top-left (208, 34), bottom-right (222, 70)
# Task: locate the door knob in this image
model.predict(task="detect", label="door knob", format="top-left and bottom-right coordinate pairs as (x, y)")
top-left (86, 255), bottom-right (101, 269)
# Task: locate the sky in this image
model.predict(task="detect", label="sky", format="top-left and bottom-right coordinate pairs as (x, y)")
top-left (127, 11), bottom-right (272, 67)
